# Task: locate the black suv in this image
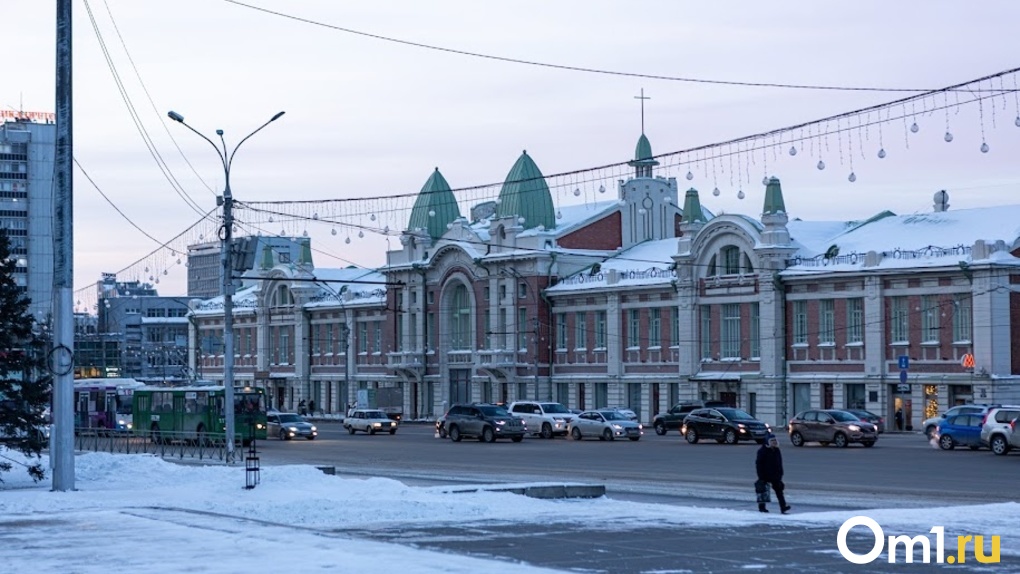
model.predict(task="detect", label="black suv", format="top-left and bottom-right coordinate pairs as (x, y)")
top-left (652, 400), bottom-right (728, 435)
top-left (444, 403), bottom-right (526, 443)
top-left (681, 407), bottom-right (771, 444)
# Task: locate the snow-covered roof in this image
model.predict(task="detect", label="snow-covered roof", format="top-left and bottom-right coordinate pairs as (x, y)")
top-left (548, 238), bottom-right (679, 293)
top-left (305, 267), bottom-right (387, 308)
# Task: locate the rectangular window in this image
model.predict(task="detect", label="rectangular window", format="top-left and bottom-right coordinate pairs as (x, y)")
top-left (556, 313), bottom-right (567, 350)
top-left (595, 311), bottom-right (606, 349)
top-left (574, 312), bottom-right (587, 350)
top-left (326, 323), bottom-right (334, 354)
top-left (278, 329), bottom-right (289, 363)
top-left (373, 322), bottom-right (382, 353)
top-left (671, 307), bottom-right (680, 347)
top-left (518, 282), bottom-right (528, 299)
top-left (409, 313), bottom-right (418, 351)
top-left (846, 298), bottom-right (864, 344)
top-left (952, 295), bottom-right (972, 343)
top-left (890, 296), bottom-right (909, 343)
top-left (484, 309), bottom-right (491, 348)
top-left (750, 302), bottom-right (760, 358)
top-left (498, 309), bottom-right (508, 349)
top-left (819, 299), bottom-right (835, 344)
top-left (793, 300), bottom-right (808, 345)
top-left (518, 307), bottom-right (528, 350)
top-left (483, 286), bottom-right (490, 301)
top-left (649, 308), bottom-right (661, 347)
top-left (721, 303), bottom-right (740, 359)
top-left (395, 316), bottom-right (403, 352)
top-left (499, 284), bottom-right (507, 301)
top-left (921, 295), bottom-right (940, 342)
top-left (700, 306), bottom-right (712, 359)
top-left (628, 309), bottom-right (640, 348)
top-left (358, 323), bottom-right (368, 353)
top-left (427, 313), bottom-right (435, 350)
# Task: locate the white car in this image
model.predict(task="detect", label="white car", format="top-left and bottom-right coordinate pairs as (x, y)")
top-left (344, 409), bottom-right (398, 435)
top-left (568, 409), bottom-right (643, 441)
top-left (509, 401), bottom-right (575, 439)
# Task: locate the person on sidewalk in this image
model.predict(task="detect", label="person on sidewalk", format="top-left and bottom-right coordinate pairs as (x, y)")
top-left (755, 433), bottom-right (791, 514)
top-left (895, 408), bottom-right (904, 431)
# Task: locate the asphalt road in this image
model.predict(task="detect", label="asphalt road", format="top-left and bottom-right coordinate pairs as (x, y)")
top-left (257, 421), bottom-right (1016, 508)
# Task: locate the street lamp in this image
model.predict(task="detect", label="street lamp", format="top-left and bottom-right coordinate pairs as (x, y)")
top-left (168, 109), bottom-right (284, 462)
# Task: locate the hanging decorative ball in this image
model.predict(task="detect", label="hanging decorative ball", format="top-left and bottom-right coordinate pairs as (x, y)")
top-left (910, 122), bottom-right (919, 133)
top-left (556, 210), bottom-right (562, 219)
top-left (312, 212), bottom-right (319, 220)
top-left (817, 160), bottom-right (826, 170)
top-left (383, 225), bottom-right (390, 233)
top-left (268, 216), bottom-right (274, 223)
top-left (199, 234), bottom-right (204, 240)
top-left (302, 230), bottom-right (308, 237)
top-left (428, 209), bottom-right (436, 217)
top-left (848, 172), bottom-right (857, 183)
top-left (878, 148), bottom-right (887, 159)
top-left (599, 184), bottom-right (606, 194)
top-left (331, 228), bottom-right (337, 236)
top-left (358, 230), bottom-right (364, 238)
top-left (518, 216), bottom-right (526, 225)
top-left (712, 187), bottom-right (721, 197)
top-left (737, 190), bottom-right (746, 200)
top-left (686, 171), bottom-right (694, 181)
top-left (788, 146), bottom-right (797, 156)
top-left (232, 225), bottom-right (238, 233)
top-left (370, 213), bottom-right (377, 221)
top-left (1015, 116), bottom-right (1020, 127)
top-left (944, 131), bottom-right (953, 143)
top-left (573, 188), bottom-right (581, 197)
top-left (345, 237), bottom-right (351, 244)
top-left (981, 142), bottom-right (990, 153)
top-left (144, 266), bottom-right (149, 273)
top-left (163, 269), bottom-right (169, 275)
top-left (281, 228), bottom-right (286, 236)
top-left (761, 176), bottom-right (769, 186)
top-left (638, 208), bottom-right (647, 215)
top-left (149, 275), bottom-right (154, 281)
top-left (155, 278), bottom-right (160, 284)
top-left (177, 258), bottom-right (182, 265)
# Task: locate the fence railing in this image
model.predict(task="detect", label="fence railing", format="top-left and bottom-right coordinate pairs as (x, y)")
top-left (73, 428), bottom-right (232, 462)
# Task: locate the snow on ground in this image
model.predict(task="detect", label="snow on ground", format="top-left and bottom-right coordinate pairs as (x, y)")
top-left (0, 449), bottom-right (1015, 573)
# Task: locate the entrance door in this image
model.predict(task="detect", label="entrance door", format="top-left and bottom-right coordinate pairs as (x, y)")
top-left (449, 369), bottom-right (470, 404)
top-left (719, 392), bottom-right (737, 408)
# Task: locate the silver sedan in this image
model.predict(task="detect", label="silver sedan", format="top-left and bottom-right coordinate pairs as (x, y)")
top-left (568, 410), bottom-right (643, 441)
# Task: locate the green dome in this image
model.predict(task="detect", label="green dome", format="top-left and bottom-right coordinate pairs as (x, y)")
top-left (496, 151), bottom-right (555, 230)
top-left (682, 188), bottom-right (706, 224)
top-left (635, 133), bottom-right (653, 161)
top-left (762, 177), bottom-right (787, 215)
top-left (408, 168), bottom-right (462, 239)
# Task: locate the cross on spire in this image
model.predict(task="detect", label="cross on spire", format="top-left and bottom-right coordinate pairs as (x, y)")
top-left (634, 88), bottom-right (650, 134)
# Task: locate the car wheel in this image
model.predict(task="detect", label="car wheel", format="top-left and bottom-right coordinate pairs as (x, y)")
top-left (654, 422), bottom-right (667, 436)
top-left (540, 423), bottom-right (553, 439)
top-left (925, 425), bottom-right (936, 438)
top-left (939, 435), bottom-right (955, 450)
top-left (449, 426), bottom-right (462, 442)
top-left (790, 431), bottom-right (804, 447)
top-left (862, 441), bottom-right (876, 448)
top-left (438, 427), bottom-right (447, 439)
top-left (685, 428), bottom-right (699, 444)
top-left (389, 429), bottom-right (396, 435)
top-left (347, 426), bottom-right (356, 435)
top-left (369, 428), bottom-right (376, 435)
top-left (280, 430), bottom-right (288, 441)
top-left (602, 428), bottom-right (613, 441)
top-left (990, 435), bottom-right (1010, 456)
top-left (511, 436), bottom-right (523, 442)
top-left (571, 427), bottom-right (582, 440)
top-left (724, 429), bottom-right (738, 445)
top-left (833, 432), bottom-right (848, 448)
top-left (307, 436), bottom-right (316, 440)
top-left (628, 436), bottom-right (640, 441)
top-left (481, 426), bottom-right (495, 443)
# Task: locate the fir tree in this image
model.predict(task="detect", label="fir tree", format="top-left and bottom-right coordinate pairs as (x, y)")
top-left (0, 227), bottom-right (49, 483)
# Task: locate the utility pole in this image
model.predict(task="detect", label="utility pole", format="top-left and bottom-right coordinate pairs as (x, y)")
top-left (52, 0), bottom-right (75, 491)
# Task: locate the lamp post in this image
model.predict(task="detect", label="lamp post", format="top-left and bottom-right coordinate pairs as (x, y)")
top-left (168, 109), bottom-right (284, 462)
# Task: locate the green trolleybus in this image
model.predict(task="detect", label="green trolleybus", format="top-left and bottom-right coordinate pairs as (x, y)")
top-left (132, 385), bottom-right (267, 444)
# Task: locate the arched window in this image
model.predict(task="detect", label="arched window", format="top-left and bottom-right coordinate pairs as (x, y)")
top-left (722, 246), bottom-right (741, 275)
top-left (743, 253), bottom-right (755, 274)
top-left (448, 284), bottom-right (472, 350)
top-left (271, 285), bottom-right (293, 308)
top-left (707, 255), bottom-right (717, 277)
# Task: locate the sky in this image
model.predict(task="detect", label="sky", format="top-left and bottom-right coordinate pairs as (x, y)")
top-left (5, 1), bottom-right (1020, 305)
top-left (1, 448), bottom-right (1017, 572)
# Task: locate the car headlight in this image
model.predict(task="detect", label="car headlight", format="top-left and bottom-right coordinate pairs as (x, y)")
top-left (637, 424), bottom-right (643, 430)
top-left (256, 423), bottom-right (265, 430)
top-left (612, 424), bottom-right (623, 430)
top-left (287, 426), bottom-right (298, 432)
top-left (310, 426), bottom-right (317, 432)
top-left (554, 418), bottom-right (565, 423)
top-left (495, 420), bottom-right (506, 426)
top-left (118, 419), bottom-right (127, 426)
top-left (737, 423), bottom-right (746, 428)
top-left (372, 422), bottom-right (382, 427)
top-left (847, 424), bottom-right (861, 432)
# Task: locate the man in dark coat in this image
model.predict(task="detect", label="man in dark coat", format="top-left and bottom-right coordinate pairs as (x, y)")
top-left (756, 433), bottom-right (791, 514)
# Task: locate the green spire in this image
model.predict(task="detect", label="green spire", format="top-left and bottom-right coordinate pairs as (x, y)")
top-left (298, 239), bottom-right (312, 265)
top-left (635, 134), bottom-right (653, 161)
top-left (628, 133), bottom-right (659, 178)
top-left (408, 168), bottom-right (462, 239)
top-left (762, 177), bottom-right (787, 215)
top-left (681, 188), bottom-right (706, 224)
top-left (496, 151), bottom-right (555, 229)
top-left (260, 244), bottom-right (273, 270)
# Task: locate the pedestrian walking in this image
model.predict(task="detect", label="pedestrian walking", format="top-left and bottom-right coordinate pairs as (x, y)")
top-left (308, 399), bottom-right (316, 416)
top-left (755, 433), bottom-right (790, 514)
top-left (894, 408), bottom-right (904, 431)
top-left (299, 399), bottom-right (307, 416)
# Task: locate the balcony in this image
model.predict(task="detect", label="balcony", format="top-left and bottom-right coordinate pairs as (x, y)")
top-left (477, 349), bottom-right (521, 367)
top-left (387, 351), bottom-right (425, 370)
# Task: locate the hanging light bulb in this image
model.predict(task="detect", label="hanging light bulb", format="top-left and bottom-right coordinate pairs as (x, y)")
top-left (737, 190), bottom-right (745, 200)
top-left (302, 230), bottom-right (308, 237)
top-left (572, 188), bottom-right (580, 197)
top-left (370, 213), bottom-right (377, 221)
top-left (428, 209), bottom-right (436, 217)
top-left (910, 122), bottom-right (919, 133)
top-left (788, 146), bottom-right (797, 156)
top-left (878, 148), bottom-right (887, 159)
top-left (331, 228), bottom-right (337, 236)
top-left (176, 258), bottom-right (181, 265)
top-left (817, 160), bottom-right (826, 170)
top-left (345, 236), bottom-right (351, 244)
top-left (383, 225), bottom-right (390, 233)
top-left (312, 212), bottom-right (319, 220)
top-left (163, 269), bottom-right (169, 275)
top-left (599, 184), bottom-right (606, 194)
top-left (556, 210), bottom-right (562, 219)
top-left (199, 234), bottom-right (204, 240)
top-left (148, 275), bottom-right (154, 281)
top-left (155, 278), bottom-right (160, 284)
top-left (268, 216), bottom-right (274, 223)
top-left (686, 171), bottom-right (694, 181)
top-left (144, 266), bottom-right (149, 273)
top-left (848, 172), bottom-right (857, 183)
top-left (981, 142), bottom-right (990, 153)
top-left (944, 131), bottom-right (953, 142)
top-left (712, 187), bottom-right (721, 197)
top-left (358, 230), bottom-right (364, 238)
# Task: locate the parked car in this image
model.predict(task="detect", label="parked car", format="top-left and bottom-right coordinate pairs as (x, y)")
top-left (934, 414), bottom-right (984, 450)
top-left (788, 409), bottom-right (878, 448)
top-left (568, 410), bottom-right (643, 441)
top-left (846, 410), bottom-right (885, 434)
top-left (922, 404), bottom-right (990, 438)
top-left (508, 401), bottom-right (574, 438)
top-left (444, 403), bottom-right (526, 443)
top-left (610, 407), bottom-right (639, 422)
top-left (266, 412), bottom-right (318, 440)
top-left (980, 405), bottom-right (1020, 455)
top-left (1006, 417), bottom-right (1020, 451)
top-left (344, 409), bottom-right (398, 435)
top-left (651, 401), bottom-right (727, 435)
top-left (681, 408), bottom-right (771, 445)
